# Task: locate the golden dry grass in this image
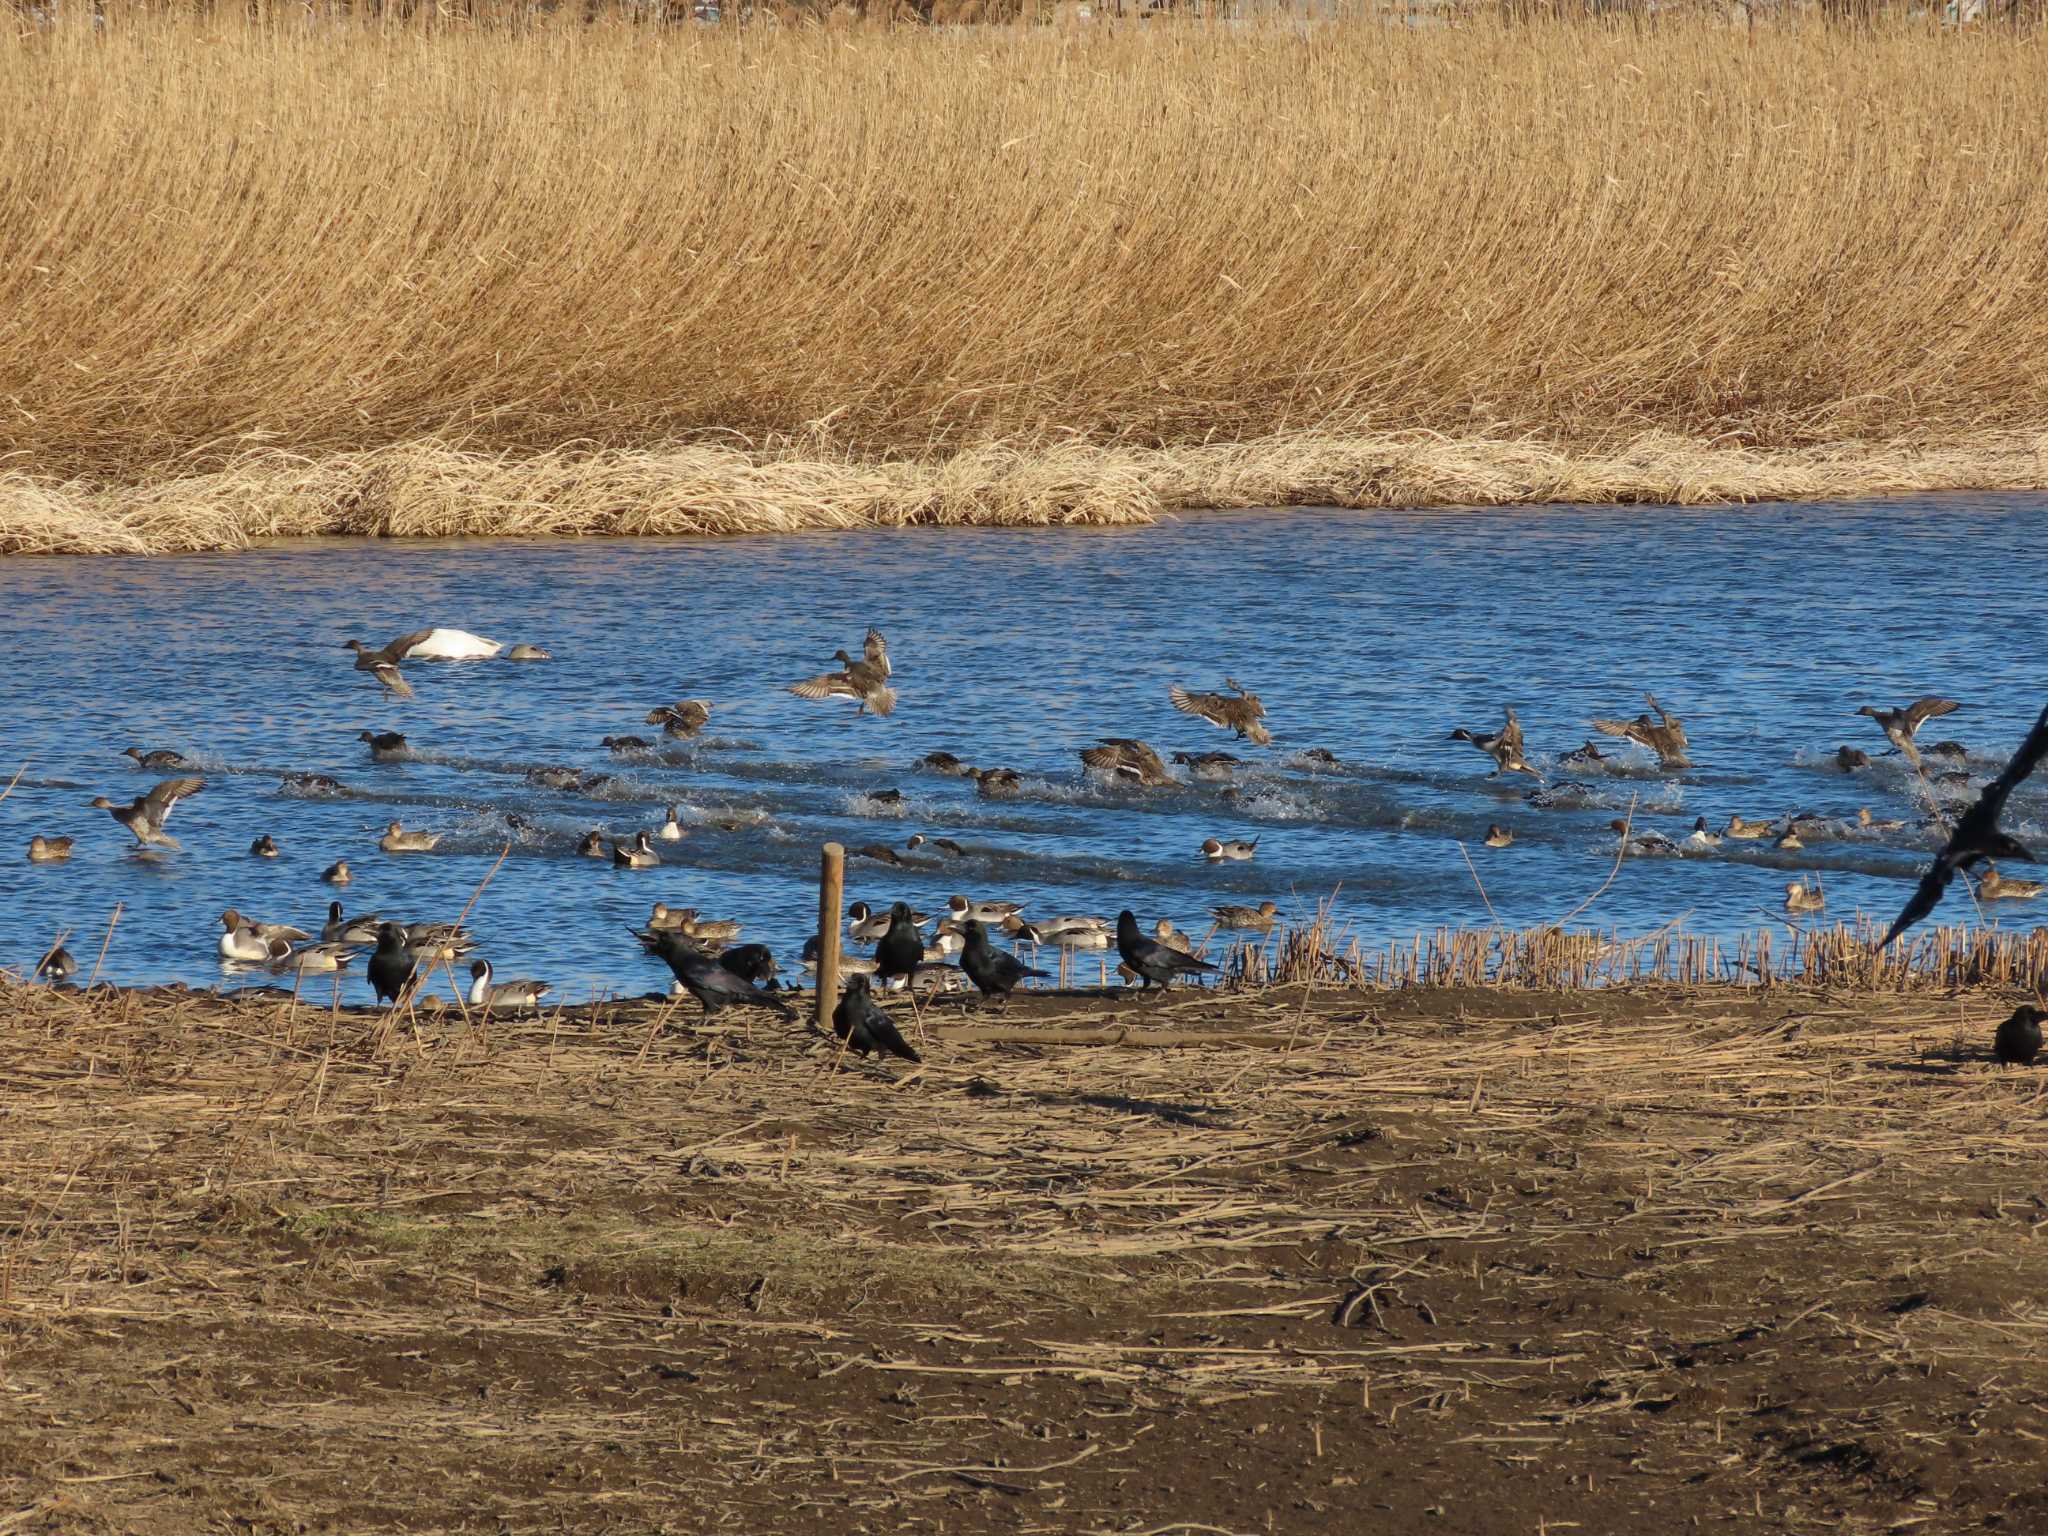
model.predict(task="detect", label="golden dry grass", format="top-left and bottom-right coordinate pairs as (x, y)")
top-left (2, 12), bottom-right (2045, 551)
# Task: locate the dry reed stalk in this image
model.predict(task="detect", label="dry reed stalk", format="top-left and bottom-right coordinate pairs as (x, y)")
top-left (1, 15), bottom-right (2045, 553)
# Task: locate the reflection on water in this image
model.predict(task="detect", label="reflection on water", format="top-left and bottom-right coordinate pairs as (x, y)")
top-left (4, 498), bottom-right (2045, 1003)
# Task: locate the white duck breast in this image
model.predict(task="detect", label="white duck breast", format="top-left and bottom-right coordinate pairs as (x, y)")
top-left (389, 628), bottom-right (503, 661)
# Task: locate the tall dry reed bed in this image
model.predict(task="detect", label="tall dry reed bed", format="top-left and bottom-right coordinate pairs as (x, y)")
top-left (2, 13), bottom-right (2045, 552)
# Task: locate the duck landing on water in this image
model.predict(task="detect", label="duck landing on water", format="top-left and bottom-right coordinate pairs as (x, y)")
top-left (1591, 692), bottom-right (1690, 770)
top-left (1449, 707), bottom-right (1541, 781)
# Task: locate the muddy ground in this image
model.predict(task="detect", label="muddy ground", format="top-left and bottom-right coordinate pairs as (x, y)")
top-left (2, 979), bottom-right (2045, 1534)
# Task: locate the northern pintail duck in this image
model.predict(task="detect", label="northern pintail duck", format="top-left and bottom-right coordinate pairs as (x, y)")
top-left (646, 700), bottom-right (713, 738)
top-left (646, 903), bottom-right (694, 932)
top-left (379, 821), bottom-right (441, 853)
top-left (1211, 900), bottom-right (1282, 931)
top-left (1856, 696), bottom-right (1961, 769)
top-left (400, 921), bottom-right (476, 961)
top-left (1079, 738), bottom-right (1172, 787)
top-left (1856, 807), bottom-right (1905, 833)
top-left (1296, 747), bottom-right (1342, 768)
top-left (277, 942), bottom-right (356, 974)
top-left (1773, 828), bottom-right (1803, 850)
top-left (375, 627), bottom-right (503, 661)
top-left (358, 730), bottom-right (408, 760)
top-left (801, 935), bottom-right (878, 977)
top-left (1609, 820), bottom-right (1678, 856)
top-left (1201, 836), bottom-right (1258, 861)
top-left (947, 894), bottom-right (1023, 925)
top-left (657, 807), bottom-right (687, 841)
top-left (846, 901), bottom-right (921, 943)
top-left (506, 643), bottom-right (551, 661)
top-left (525, 766), bottom-right (581, 791)
top-left (1995, 1005), bottom-right (2045, 1066)
top-left (1174, 751), bottom-right (1242, 782)
top-left (89, 777), bottom-right (204, 850)
top-left (973, 767), bottom-right (1022, 799)
top-left (678, 914), bottom-right (741, 944)
top-left (577, 830), bottom-right (607, 858)
top-left (1449, 707), bottom-right (1542, 781)
top-left (468, 959), bottom-right (552, 1012)
top-left (833, 975), bottom-right (921, 1063)
top-left (35, 943), bottom-right (76, 984)
top-left (612, 831), bottom-right (660, 868)
top-left (789, 629), bottom-right (896, 717)
top-left (1725, 815), bottom-right (1775, 840)
top-left (602, 735), bottom-right (653, 754)
top-left (1117, 910), bottom-right (1219, 992)
top-left (1978, 864), bottom-right (2044, 901)
top-left (123, 746), bottom-right (196, 772)
top-left (1591, 692), bottom-right (1690, 770)
top-left (917, 751), bottom-right (971, 775)
top-left (1925, 739), bottom-right (1969, 762)
top-left (26, 835), bottom-right (72, 863)
top-left (322, 902), bottom-right (383, 944)
top-left (853, 842), bottom-right (904, 866)
top-left (218, 909), bottom-right (305, 964)
top-left (321, 859), bottom-right (351, 885)
top-left (1484, 825), bottom-right (1514, 849)
top-left (1168, 679), bottom-right (1272, 747)
top-left (1683, 816), bottom-right (1722, 850)
top-left (1836, 746), bottom-right (1870, 772)
top-left (281, 771), bottom-right (344, 795)
top-left (343, 641), bottom-right (415, 699)
top-left (250, 834), bottom-right (279, 858)
top-left (1784, 880), bottom-right (1826, 913)
top-left (1558, 740), bottom-right (1610, 767)
top-left (905, 833), bottom-right (966, 857)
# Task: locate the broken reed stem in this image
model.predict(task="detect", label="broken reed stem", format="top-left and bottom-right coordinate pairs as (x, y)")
top-left (84, 903), bottom-right (123, 991)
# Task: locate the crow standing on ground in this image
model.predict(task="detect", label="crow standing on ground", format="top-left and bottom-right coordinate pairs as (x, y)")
top-left (635, 928), bottom-right (794, 1021)
top-left (367, 922), bottom-right (420, 1006)
top-left (873, 901), bottom-right (930, 993)
top-left (959, 918), bottom-right (1048, 1007)
top-left (1882, 703), bottom-right (2048, 946)
top-left (832, 975), bottom-right (921, 1063)
top-left (1115, 909), bottom-right (1218, 994)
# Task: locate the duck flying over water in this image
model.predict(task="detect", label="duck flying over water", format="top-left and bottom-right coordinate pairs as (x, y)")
top-left (1168, 679), bottom-right (1272, 747)
top-left (972, 767), bottom-right (1022, 799)
top-left (1856, 696), bottom-right (1961, 769)
top-left (646, 700), bottom-right (713, 738)
top-left (122, 746), bottom-right (196, 772)
top-left (1882, 702), bottom-right (2048, 945)
top-left (1591, 692), bottom-right (1691, 770)
top-left (1449, 707), bottom-right (1542, 781)
top-left (89, 777), bottom-right (204, 850)
top-left (1836, 746), bottom-right (1870, 772)
top-left (1079, 738), bottom-right (1172, 787)
top-left (342, 641), bottom-right (415, 699)
top-left (790, 631), bottom-right (896, 717)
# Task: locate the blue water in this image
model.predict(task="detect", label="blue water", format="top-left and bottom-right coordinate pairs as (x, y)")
top-left (4, 498), bottom-right (2045, 1003)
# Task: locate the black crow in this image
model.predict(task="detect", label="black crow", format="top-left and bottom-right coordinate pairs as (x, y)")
top-left (1115, 909), bottom-right (1218, 993)
top-left (833, 975), bottom-right (921, 1063)
top-left (959, 919), bottom-right (1048, 1007)
top-left (636, 928), bottom-right (793, 1021)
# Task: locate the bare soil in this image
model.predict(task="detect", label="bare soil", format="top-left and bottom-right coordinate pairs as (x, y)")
top-left (3, 979), bottom-right (2046, 1534)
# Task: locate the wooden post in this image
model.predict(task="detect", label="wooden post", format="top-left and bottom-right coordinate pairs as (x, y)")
top-left (816, 842), bottom-right (845, 1036)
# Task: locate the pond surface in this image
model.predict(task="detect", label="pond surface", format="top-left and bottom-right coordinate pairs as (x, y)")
top-left (4, 498), bottom-right (2044, 1004)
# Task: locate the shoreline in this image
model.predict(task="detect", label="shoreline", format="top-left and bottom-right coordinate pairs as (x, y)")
top-left (5, 429), bottom-right (2045, 555)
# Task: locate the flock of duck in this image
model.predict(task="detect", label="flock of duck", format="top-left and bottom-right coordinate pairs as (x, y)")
top-left (19, 622), bottom-right (2048, 1067)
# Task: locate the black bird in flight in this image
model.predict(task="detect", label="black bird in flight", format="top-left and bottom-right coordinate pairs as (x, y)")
top-left (1882, 703), bottom-right (2048, 947)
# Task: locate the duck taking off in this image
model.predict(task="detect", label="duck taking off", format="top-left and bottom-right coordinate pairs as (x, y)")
top-left (1856, 696), bottom-right (1961, 769)
top-left (123, 746), bottom-right (196, 772)
top-left (789, 629), bottom-right (895, 717)
top-left (1449, 707), bottom-right (1542, 781)
top-left (89, 777), bottom-right (204, 851)
top-left (1591, 692), bottom-right (1691, 770)
top-left (1168, 679), bottom-right (1272, 747)
top-left (342, 640), bottom-right (415, 699)
top-left (646, 700), bottom-right (713, 738)
top-left (1079, 738), bottom-right (1172, 787)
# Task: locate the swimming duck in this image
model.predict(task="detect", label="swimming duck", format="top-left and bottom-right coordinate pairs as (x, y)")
top-left (1168, 679), bottom-right (1272, 747)
top-left (853, 842), bottom-right (904, 866)
top-left (612, 831), bottom-right (660, 868)
top-left (468, 959), bottom-right (552, 1013)
top-left (790, 630), bottom-right (895, 716)
top-left (89, 777), bottom-right (205, 851)
top-left (678, 914), bottom-right (743, 945)
top-left (357, 730), bottom-right (408, 760)
top-left (577, 830), bottom-right (608, 859)
top-left (973, 767), bottom-right (1022, 799)
top-left (250, 834), bottom-right (280, 858)
top-left (645, 700), bottom-right (713, 738)
top-left (399, 922), bottom-right (476, 961)
top-left (1484, 825), bottom-right (1514, 849)
top-left (26, 835), bottom-right (72, 864)
top-left (218, 910), bottom-right (300, 964)
top-left (1725, 815), bottom-right (1776, 840)
top-left (379, 821), bottom-right (441, 854)
top-left (275, 942), bottom-right (357, 974)
top-left (1591, 692), bottom-right (1691, 770)
top-left (343, 641), bottom-right (415, 699)
top-left (506, 643), bottom-right (551, 661)
top-left (1211, 900), bottom-right (1282, 931)
top-left (905, 833), bottom-right (967, 857)
top-left (1924, 739), bottom-right (1969, 762)
top-left (602, 735), bottom-right (653, 755)
top-left (1856, 807), bottom-right (1905, 833)
top-left (1994, 1005), bottom-right (2044, 1066)
top-left (1855, 696), bottom-right (1961, 769)
top-left (35, 943), bottom-right (76, 984)
top-left (1449, 707), bottom-right (1542, 780)
top-left (1295, 747), bottom-right (1342, 769)
top-left (657, 806), bottom-right (687, 841)
top-left (1683, 816), bottom-right (1722, 850)
top-left (1524, 780), bottom-right (1593, 810)
top-left (1201, 837), bottom-right (1258, 861)
top-left (525, 766), bottom-right (581, 791)
top-left (1558, 740), bottom-right (1610, 767)
top-left (1079, 738), bottom-right (1173, 787)
top-left (1174, 751), bottom-right (1242, 782)
top-left (321, 859), bottom-right (351, 885)
top-left (917, 751), bottom-right (972, 775)
top-left (123, 746), bottom-right (196, 772)
top-left (1784, 880), bottom-right (1826, 913)
top-left (1774, 828), bottom-right (1804, 850)
top-left (947, 894), bottom-right (1024, 925)
top-left (322, 902), bottom-right (382, 944)
top-left (281, 772), bottom-right (344, 796)
top-left (1609, 820), bottom-right (1678, 856)
top-left (1836, 745), bottom-right (1870, 773)
top-left (1978, 864), bottom-right (2044, 901)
